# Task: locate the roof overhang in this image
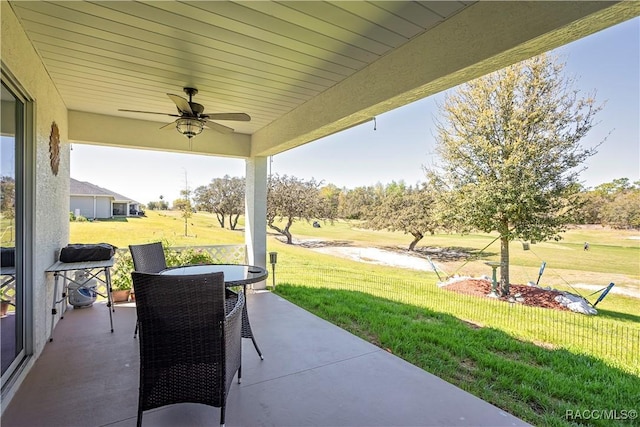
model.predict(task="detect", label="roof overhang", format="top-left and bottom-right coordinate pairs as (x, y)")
top-left (8, 1), bottom-right (639, 159)
top-left (250, 1), bottom-right (640, 157)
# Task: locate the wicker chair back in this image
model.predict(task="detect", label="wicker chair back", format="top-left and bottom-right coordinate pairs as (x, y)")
top-left (129, 242), bottom-right (167, 274)
top-left (131, 271), bottom-right (244, 427)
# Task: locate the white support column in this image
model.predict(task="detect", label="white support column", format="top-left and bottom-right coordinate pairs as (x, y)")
top-left (245, 157), bottom-right (268, 289)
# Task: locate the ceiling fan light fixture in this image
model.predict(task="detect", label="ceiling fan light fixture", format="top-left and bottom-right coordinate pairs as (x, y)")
top-left (176, 118), bottom-right (204, 139)
top-left (119, 88), bottom-right (249, 136)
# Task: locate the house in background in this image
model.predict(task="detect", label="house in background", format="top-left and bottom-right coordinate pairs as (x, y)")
top-left (70, 178), bottom-right (143, 219)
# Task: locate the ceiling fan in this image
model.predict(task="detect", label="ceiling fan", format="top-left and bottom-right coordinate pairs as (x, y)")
top-left (118, 87), bottom-right (250, 139)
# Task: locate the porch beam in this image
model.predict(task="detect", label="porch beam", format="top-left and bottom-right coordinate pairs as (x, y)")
top-left (68, 111), bottom-right (251, 157)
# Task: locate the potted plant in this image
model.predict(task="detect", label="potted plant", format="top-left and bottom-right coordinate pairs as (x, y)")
top-left (111, 251), bottom-right (133, 303)
top-left (111, 282), bottom-right (131, 303)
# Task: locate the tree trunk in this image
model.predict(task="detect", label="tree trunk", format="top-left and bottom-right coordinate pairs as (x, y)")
top-left (229, 213), bottom-right (240, 230)
top-left (408, 231), bottom-right (424, 251)
top-left (214, 212), bottom-right (225, 228)
top-left (499, 235), bottom-right (510, 296)
top-left (267, 218), bottom-right (294, 244)
top-left (282, 218), bottom-right (294, 244)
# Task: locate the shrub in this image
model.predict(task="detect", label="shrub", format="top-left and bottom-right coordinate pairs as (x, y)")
top-left (111, 251), bottom-right (133, 291)
top-left (111, 242), bottom-right (217, 293)
top-left (177, 248), bottom-right (214, 265)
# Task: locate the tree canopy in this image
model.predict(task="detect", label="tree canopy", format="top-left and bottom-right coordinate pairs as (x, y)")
top-left (428, 54), bottom-right (604, 295)
top-left (1, 176), bottom-right (15, 219)
top-left (364, 181), bottom-right (438, 250)
top-left (194, 175), bottom-right (245, 230)
top-left (267, 174), bottom-right (333, 244)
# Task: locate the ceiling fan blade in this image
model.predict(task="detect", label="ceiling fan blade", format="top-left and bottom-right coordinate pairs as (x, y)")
top-left (167, 93), bottom-right (193, 115)
top-left (206, 113), bottom-right (251, 122)
top-left (159, 121), bottom-right (175, 130)
top-left (119, 109), bottom-right (179, 117)
top-left (204, 120), bottom-right (234, 134)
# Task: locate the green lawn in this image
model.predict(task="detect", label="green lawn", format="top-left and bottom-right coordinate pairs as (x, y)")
top-left (275, 285), bottom-right (640, 427)
top-left (69, 210), bottom-right (245, 247)
top-left (1, 217), bottom-right (16, 246)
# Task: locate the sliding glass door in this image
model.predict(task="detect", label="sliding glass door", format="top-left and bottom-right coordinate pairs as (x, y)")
top-left (1, 77), bottom-right (28, 388)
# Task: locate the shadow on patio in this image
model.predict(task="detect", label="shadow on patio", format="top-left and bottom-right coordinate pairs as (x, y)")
top-left (1, 291), bottom-right (527, 426)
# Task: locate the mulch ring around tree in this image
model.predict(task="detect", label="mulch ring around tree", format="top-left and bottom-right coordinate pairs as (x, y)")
top-left (442, 278), bottom-right (569, 311)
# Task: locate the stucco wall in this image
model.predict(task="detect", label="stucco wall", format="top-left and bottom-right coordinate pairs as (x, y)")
top-left (1, 1), bottom-right (70, 399)
top-left (70, 196), bottom-right (111, 219)
top-left (96, 198), bottom-right (111, 219)
top-left (70, 196), bottom-right (92, 219)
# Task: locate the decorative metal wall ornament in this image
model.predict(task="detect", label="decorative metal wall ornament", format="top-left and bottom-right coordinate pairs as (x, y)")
top-left (49, 121), bottom-right (60, 176)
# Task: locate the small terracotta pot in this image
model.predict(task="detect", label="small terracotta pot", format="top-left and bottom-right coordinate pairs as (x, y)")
top-left (112, 290), bottom-right (131, 303)
top-left (1, 300), bottom-right (10, 318)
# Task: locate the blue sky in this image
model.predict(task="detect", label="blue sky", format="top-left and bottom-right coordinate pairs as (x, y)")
top-left (71, 18), bottom-right (639, 205)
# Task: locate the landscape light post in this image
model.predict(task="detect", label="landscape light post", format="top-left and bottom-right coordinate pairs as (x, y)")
top-left (269, 252), bottom-right (278, 290)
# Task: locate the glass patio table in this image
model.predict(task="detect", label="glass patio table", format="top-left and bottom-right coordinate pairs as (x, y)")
top-left (160, 264), bottom-right (267, 359)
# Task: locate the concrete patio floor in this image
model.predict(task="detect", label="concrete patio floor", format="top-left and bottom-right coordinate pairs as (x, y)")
top-left (2, 291), bottom-right (528, 426)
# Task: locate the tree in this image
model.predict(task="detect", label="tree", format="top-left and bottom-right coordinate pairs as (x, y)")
top-left (603, 190), bottom-right (640, 229)
top-left (177, 173), bottom-right (193, 237)
top-left (429, 54), bottom-right (603, 295)
top-left (574, 178), bottom-right (639, 226)
top-left (365, 182), bottom-right (438, 250)
top-left (1, 176), bottom-right (15, 220)
top-left (148, 195), bottom-right (168, 210)
top-left (194, 175), bottom-right (245, 230)
top-left (319, 184), bottom-right (341, 220)
top-left (594, 178), bottom-right (633, 196)
top-left (226, 179), bottom-right (245, 230)
top-left (194, 185), bottom-right (225, 227)
top-left (267, 174), bottom-right (332, 244)
top-left (338, 185), bottom-right (379, 220)
top-left (574, 188), bottom-right (605, 225)
top-left (597, 179), bottom-right (640, 229)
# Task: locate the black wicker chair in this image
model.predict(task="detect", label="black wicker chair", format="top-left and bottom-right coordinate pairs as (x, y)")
top-left (129, 242), bottom-right (167, 338)
top-left (129, 242), bottom-right (167, 274)
top-left (131, 271), bottom-right (244, 427)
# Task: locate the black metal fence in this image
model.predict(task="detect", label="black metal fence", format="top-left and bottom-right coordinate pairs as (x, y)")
top-left (276, 265), bottom-right (639, 375)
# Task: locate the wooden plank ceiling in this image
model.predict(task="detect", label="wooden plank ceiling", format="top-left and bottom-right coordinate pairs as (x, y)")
top-left (9, 1), bottom-right (472, 136)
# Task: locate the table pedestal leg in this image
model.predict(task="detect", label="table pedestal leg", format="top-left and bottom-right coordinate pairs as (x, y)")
top-left (241, 285), bottom-right (263, 360)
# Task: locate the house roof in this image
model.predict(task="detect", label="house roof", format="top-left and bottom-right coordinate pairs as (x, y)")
top-left (70, 178), bottom-right (139, 204)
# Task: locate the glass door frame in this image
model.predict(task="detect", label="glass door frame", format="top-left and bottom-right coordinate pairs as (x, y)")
top-left (1, 67), bottom-right (35, 394)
